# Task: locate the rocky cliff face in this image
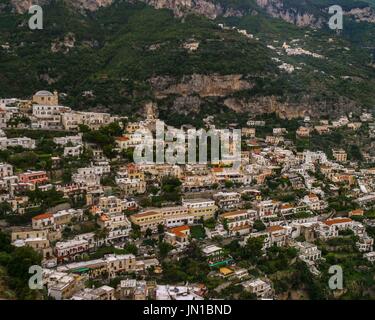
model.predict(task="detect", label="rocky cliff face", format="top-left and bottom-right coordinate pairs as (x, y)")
top-left (256, 0), bottom-right (324, 27)
top-left (10, 0), bottom-right (113, 13)
top-left (150, 74), bottom-right (254, 98)
top-left (256, 0), bottom-right (375, 27)
top-left (10, 0), bottom-right (50, 13)
top-left (142, 0), bottom-right (249, 19)
top-left (345, 7), bottom-right (375, 23)
top-left (143, 0), bottom-right (222, 19)
top-left (11, 0), bottom-right (375, 24)
top-left (150, 74), bottom-right (360, 120)
top-left (172, 95), bottom-right (202, 115)
top-left (10, 0), bottom-right (245, 19)
top-left (66, 0), bottom-right (113, 12)
top-left (223, 95), bottom-right (361, 119)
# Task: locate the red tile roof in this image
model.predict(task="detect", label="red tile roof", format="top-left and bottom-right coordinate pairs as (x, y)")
top-left (267, 225), bottom-right (285, 233)
top-left (324, 218), bottom-right (352, 226)
top-left (170, 225), bottom-right (190, 233)
top-left (350, 209), bottom-right (364, 216)
top-left (116, 136), bottom-right (129, 141)
top-left (99, 214), bottom-right (109, 222)
top-left (32, 213), bottom-right (53, 221)
top-left (221, 210), bottom-right (247, 218)
top-left (170, 225), bottom-right (190, 237)
top-left (132, 211), bottom-right (161, 218)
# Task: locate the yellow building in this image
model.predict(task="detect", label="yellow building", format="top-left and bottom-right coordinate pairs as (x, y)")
top-left (130, 211), bottom-right (164, 232)
top-left (11, 227), bottom-right (48, 242)
top-left (182, 198), bottom-right (218, 221)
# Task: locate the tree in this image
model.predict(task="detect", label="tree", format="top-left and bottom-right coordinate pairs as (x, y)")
top-left (222, 218), bottom-right (229, 231)
top-left (37, 138), bottom-right (58, 154)
top-left (158, 241), bottom-right (173, 259)
top-left (348, 144), bottom-right (363, 161)
top-left (203, 218), bottom-right (216, 230)
top-left (6, 246), bottom-right (42, 299)
top-left (245, 236), bottom-right (265, 262)
top-left (0, 202), bottom-right (13, 216)
top-left (78, 124), bottom-right (91, 133)
top-left (159, 176), bottom-right (182, 203)
top-left (212, 183), bottom-right (219, 190)
top-left (224, 180), bottom-right (234, 189)
top-left (145, 228), bottom-right (153, 238)
top-left (131, 223), bottom-right (141, 239)
top-left (25, 187), bottom-right (65, 211)
top-left (0, 231), bottom-right (13, 254)
top-left (121, 148), bottom-right (135, 162)
top-left (94, 228), bottom-right (109, 241)
top-left (185, 242), bottom-right (203, 259)
top-left (239, 290), bottom-right (257, 300)
top-left (62, 168), bottom-right (72, 184)
top-left (253, 219), bottom-right (266, 231)
top-left (157, 224), bottom-right (164, 234)
top-left (123, 243), bottom-right (138, 255)
top-left (103, 144), bottom-right (118, 159)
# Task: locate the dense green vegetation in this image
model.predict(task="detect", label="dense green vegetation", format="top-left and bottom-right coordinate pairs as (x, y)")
top-left (1, 0), bottom-right (375, 126)
top-left (0, 231), bottom-right (43, 299)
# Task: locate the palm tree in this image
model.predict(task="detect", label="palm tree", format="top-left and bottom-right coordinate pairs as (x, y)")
top-left (94, 227), bottom-right (109, 242)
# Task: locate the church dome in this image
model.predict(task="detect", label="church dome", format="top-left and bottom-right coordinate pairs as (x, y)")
top-left (34, 90), bottom-right (54, 96)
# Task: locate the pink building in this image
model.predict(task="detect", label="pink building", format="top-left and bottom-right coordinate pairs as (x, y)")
top-left (18, 170), bottom-right (49, 185)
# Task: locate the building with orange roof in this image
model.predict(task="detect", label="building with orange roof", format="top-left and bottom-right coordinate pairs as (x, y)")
top-left (349, 209), bottom-right (364, 217)
top-left (219, 210), bottom-right (253, 236)
top-left (116, 136), bottom-right (129, 141)
top-left (32, 213), bottom-right (54, 230)
top-left (266, 225), bottom-right (288, 247)
top-left (165, 225), bottom-right (191, 246)
top-left (115, 132), bottom-right (144, 150)
top-left (280, 203), bottom-right (295, 215)
top-left (115, 136), bottom-right (130, 150)
top-left (219, 267), bottom-right (234, 278)
top-left (90, 205), bottom-right (101, 215)
top-left (324, 218), bottom-right (353, 226)
top-left (266, 225), bottom-right (285, 233)
top-left (316, 218), bottom-right (353, 239)
top-left (332, 174), bottom-right (356, 186)
top-left (302, 193), bottom-right (327, 211)
top-left (97, 212), bottom-right (131, 242)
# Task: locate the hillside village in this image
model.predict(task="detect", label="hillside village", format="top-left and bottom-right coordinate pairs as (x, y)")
top-left (1, 90), bottom-right (375, 300)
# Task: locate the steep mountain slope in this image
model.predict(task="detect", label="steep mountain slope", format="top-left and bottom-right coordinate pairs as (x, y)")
top-left (1, 0), bottom-right (375, 125)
